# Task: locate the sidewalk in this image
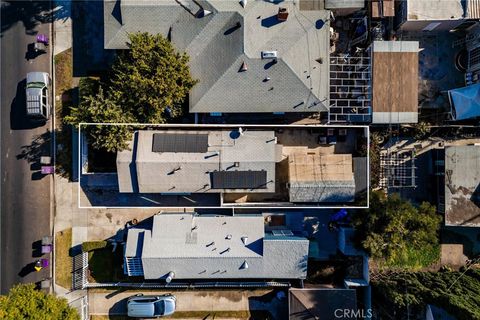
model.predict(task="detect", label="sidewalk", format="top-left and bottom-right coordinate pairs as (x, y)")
top-left (53, 0), bottom-right (72, 55)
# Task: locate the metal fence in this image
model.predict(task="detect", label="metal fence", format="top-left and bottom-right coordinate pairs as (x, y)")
top-left (72, 252), bottom-right (88, 290)
top-left (86, 281), bottom-right (291, 289)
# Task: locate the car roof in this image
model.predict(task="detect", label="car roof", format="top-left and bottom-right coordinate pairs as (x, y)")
top-left (127, 300), bottom-right (155, 317)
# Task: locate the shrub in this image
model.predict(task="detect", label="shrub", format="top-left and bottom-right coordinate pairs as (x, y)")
top-left (81, 240), bottom-right (107, 252)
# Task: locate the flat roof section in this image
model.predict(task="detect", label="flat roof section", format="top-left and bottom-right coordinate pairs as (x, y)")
top-left (125, 214), bottom-right (309, 279)
top-left (288, 153), bottom-right (354, 183)
top-left (444, 145), bottom-right (480, 227)
top-left (119, 130), bottom-right (277, 194)
top-left (81, 124), bottom-right (369, 208)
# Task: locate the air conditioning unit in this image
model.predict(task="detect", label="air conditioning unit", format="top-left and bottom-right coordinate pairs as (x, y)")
top-left (261, 51), bottom-right (278, 59)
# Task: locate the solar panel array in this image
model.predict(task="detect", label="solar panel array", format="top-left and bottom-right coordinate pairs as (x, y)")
top-left (152, 133), bottom-right (209, 153)
top-left (210, 171), bottom-right (267, 189)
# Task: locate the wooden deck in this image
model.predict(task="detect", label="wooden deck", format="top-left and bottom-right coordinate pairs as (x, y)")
top-left (373, 51), bottom-right (418, 113)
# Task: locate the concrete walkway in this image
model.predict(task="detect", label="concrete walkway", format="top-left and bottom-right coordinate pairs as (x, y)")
top-left (88, 289), bottom-right (286, 317)
top-left (53, 0), bottom-right (72, 55)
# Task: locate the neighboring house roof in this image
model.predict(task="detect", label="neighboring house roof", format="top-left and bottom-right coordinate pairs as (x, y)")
top-left (406, 0), bottom-right (464, 20)
top-left (444, 145), bottom-right (480, 226)
top-left (104, 0), bottom-right (330, 113)
top-left (325, 0), bottom-right (364, 10)
top-left (372, 41), bottom-right (419, 124)
top-left (288, 153), bottom-right (356, 203)
top-left (117, 130), bottom-right (278, 193)
top-left (467, 0), bottom-right (480, 19)
top-left (125, 213), bottom-right (309, 279)
top-left (448, 83), bottom-right (480, 121)
top-left (289, 288), bottom-right (357, 320)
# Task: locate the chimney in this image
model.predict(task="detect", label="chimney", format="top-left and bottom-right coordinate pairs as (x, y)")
top-left (239, 61), bottom-right (247, 72)
top-left (277, 7), bottom-right (288, 21)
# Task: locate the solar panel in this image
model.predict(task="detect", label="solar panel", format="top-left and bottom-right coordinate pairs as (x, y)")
top-left (152, 133), bottom-right (208, 153)
top-left (210, 171), bottom-right (267, 189)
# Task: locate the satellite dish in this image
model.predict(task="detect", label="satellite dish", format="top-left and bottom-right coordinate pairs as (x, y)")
top-left (240, 0), bottom-right (247, 8)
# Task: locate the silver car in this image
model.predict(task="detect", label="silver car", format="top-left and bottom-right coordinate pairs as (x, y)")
top-left (26, 72), bottom-right (50, 120)
top-left (127, 294), bottom-right (176, 318)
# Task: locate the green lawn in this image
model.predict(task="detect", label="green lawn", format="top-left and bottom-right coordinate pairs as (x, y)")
top-left (55, 229), bottom-right (72, 289)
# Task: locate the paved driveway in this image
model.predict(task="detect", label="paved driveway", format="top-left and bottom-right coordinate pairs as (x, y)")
top-left (88, 289), bottom-right (287, 318)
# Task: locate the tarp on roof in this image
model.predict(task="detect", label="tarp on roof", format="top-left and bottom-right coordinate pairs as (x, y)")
top-left (449, 83), bottom-right (480, 120)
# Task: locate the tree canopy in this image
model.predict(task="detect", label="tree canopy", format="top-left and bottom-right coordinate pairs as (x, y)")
top-left (0, 284), bottom-right (79, 320)
top-left (65, 87), bottom-right (133, 152)
top-left (372, 269), bottom-right (480, 320)
top-left (352, 191), bottom-right (442, 268)
top-left (110, 32), bottom-right (198, 123)
top-left (66, 32), bottom-right (198, 151)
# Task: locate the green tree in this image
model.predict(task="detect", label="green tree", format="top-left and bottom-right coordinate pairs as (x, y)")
top-left (372, 269), bottom-right (480, 320)
top-left (109, 32), bottom-right (198, 123)
top-left (65, 87), bottom-right (134, 152)
top-left (352, 191), bottom-right (442, 268)
top-left (0, 283), bottom-right (79, 320)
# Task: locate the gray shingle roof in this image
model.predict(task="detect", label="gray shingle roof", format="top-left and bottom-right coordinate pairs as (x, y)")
top-left (104, 0), bottom-right (329, 113)
top-left (125, 214), bottom-right (309, 279)
top-left (444, 145), bottom-right (480, 226)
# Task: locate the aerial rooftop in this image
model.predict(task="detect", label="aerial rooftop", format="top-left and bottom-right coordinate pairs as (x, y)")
top-left (104, 0), bottom-right (330, 114)
top-left (115, 126), bottom-right (368, 207)
top-left (444, 145), bottom-right (480, 226)
top-left (117, 129), bottom-right (278, 194)
top-left (124, 213), bottom-right (309, 279)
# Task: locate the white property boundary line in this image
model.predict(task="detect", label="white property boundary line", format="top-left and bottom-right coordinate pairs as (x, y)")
top-left (77, 123), bottom-right (370, 210)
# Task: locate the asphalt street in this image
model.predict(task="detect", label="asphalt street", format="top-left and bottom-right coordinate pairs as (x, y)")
top-left (1, 1), bottom-right (52, 294)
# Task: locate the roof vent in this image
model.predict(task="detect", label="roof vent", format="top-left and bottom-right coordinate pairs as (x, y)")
top-left (226, 234), bottom-right (232, 240)
top-left (240, 260), bottom-right (249, 269)
top-left (241, 236), bottom-right (248, 245)
top-left (166, 271), bottom-right (175, 283)
top-left (239, 61), bottom-right (248, 72)
top-left (277, 7), bottom-right (288, 21)
top-left (261, 51), bottom-right (278, 59)
top-left (196, 9), bottom-right (212, 18)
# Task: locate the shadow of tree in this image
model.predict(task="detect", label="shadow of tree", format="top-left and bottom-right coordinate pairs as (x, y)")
top-left (1, 1), bottom-right (71, 37)
top-left (16, 131), bottom-right (51, 164)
